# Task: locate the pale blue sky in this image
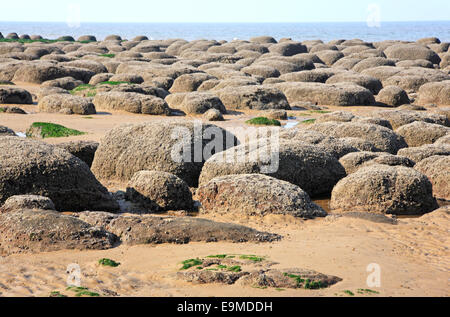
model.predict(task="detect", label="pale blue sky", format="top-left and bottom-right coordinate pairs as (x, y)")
top-left (0, 0), bottom-right (448, 23)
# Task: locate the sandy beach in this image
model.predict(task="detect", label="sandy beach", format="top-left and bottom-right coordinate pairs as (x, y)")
top-left (1, 32), bottom-right (449, 298)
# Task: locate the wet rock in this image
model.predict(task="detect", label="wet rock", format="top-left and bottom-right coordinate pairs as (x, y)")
top-left (197, 174), bottom-right (326, 218)
top-left (41, 76), bottom-right (84, 90)
top-left (0, 87), bottom-right (33, 104)
top-left (38, 94), bottom-right (96, 115)
top-left (126, 170), bottom-right (194, 211)
top-left (93, 91), bottom-right (170, 115)
top-left (0, 125), bottom-right (16, 136)
top-left (417, 81), bottom-right (450, 105)
top-left (199, 141), bottom-right (346, 197)
top-left (397, 144), bottom-right (450, 163)
top-left (307, 121), bottom-right (407, 154)
top-left (56, 141), bottom-right (99, 167)
top-left (217, 85), bottom-right (290, 110)
top-left (280, 82), bottom-right (375, 106)
top-left (415, 155), bottom-right (449, 201)
top-left (77, 212), bottom-right (281, 245)
top-left (0, 137), bottom-right (119, 212)
top-left (0, 195), bottom-right (55, 213)
top-left (91, 121), bottom-right (237, 187)
top-left (384, 43), bottom-right (441, 64)
top-left (368, 110), bottom-right (449, 129)
top-left (0, 209), bottom-right (116, 255)
top-left (177, 92), bottom-right (227, 114)
top-left (203, 108), bottom-right (224, 121)
top-left (339, 151), bottom-right (415, 174)
top-left (330, 164), bottom-right (438, 215)
top-left (395, 121), bottom-right (449, 147)
top-left (376, 86), bottom-right (410, 107)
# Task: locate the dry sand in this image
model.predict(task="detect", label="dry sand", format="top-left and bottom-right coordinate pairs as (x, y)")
top-left (0, 211), bottom-right (448, 297)
top-left (0, 83), bottom-right (449, 297)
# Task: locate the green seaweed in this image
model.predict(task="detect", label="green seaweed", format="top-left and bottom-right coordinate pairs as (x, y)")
top-left (66, 286), bottom-right (100, 297)
top-left (357, 288), bottom-right (380, 295)
top-left (206, 254), bottom-right (228, 259)
top-left (245, 117), bottom-right (281, 126)
top-left (239, 255), bottom-right (264, 262)
top-left (49, 291), bottom-right (67, 297)
top-left (300, 119), bottom-right (316, 124)
top-left (70, 84), bottom-right (95, 94)
top-left (99, 53), bottom-right (115, 58)
top-left (227, 266), bottom-right (242, 273)
top-left (343, 290), bottom-right (355, 296)
top-left (27, 122), bottom-right (85, 138)
top-left (304, 279), bottom-right (325, 289)
top-left (98, 258), bottom-right (120, 267)
top-left (181, 258), bottom-right (203, 270)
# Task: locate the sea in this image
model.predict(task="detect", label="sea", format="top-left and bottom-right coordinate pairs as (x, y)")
top-left (0, 21), bottom-right (449, 42)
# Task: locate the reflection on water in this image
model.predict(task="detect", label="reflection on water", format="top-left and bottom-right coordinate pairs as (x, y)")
top-left (283, 121), bottom-right (299, 129)
top-left (313, 197), bottom-right (331, 213)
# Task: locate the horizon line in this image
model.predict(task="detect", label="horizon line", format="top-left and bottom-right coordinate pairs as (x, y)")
top-left (1, 20), bottom-right (449, 24)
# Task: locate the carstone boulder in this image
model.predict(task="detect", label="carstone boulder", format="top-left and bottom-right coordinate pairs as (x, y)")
top-left (384, 44), bottom-right (441, 64)
top-left (108, 73), bottom-right (144, 84)
top-left (93, 91), bottom-right (171, 115)
top-left (415, 155), bottom-right (449, 201)
top-left (375, 86), bottom-right (410, 107)
top-left (330, 164), bottom-right (438, 215)
top-left (325, 72), bottom-right (382, 94)
top-left (0, 195), bottom-right (55, 213)
top-left (306, 121), bottom-right (407, 154)
top-left (197, 174), bottom-right (326, 218)
top-left (0, 137), bottom-right (119, 211)
top-left (177, 92), bottom-right (227, 114)
top-left (91, 121), bottom-right (237, 187)
top-left (77, 211), bottom-right (281, 245)
top-left (268, 42), bottom-right (307, 56)
top-left (369, 110), bottom-right (450, 129)
top-left (0, 125), bottom-right (16, 136)
top-left (315, 50), bottom-right (344, 66)
top-left (38, 94), bottom-right (96, 115)
top-left (280, 82), bottom-right (375, 106)
top-left (417, 81), bottom-right (450, 105)
top-left (397, 144), bottom-right (450, 163)
top-left (279, 68), bottom-right (339, 83)
top-left (12, 63), bottom-right (94, 84)
top-left (203, 108), bottom-right (224, 121)
top-left (169, 73), bottom-right (215, 93)
top-left (0, 87), bottom-right (33, 104)
top-left (126, 170), bottom-right (194, 211)
top-left (199, 140), bottom-right (346, 197)
top-left (217, 86), bottom-right (291, 110)
top-left (56, 141), bottom-right (99, 167)
top-left (395, 121), bottom-right (449, 147)
top-left (0, 209), bottom-right (116, 255)
top-left (41, 76), bottom-right (84, 90)
top-left (339, 151), bottom-right (415, 174)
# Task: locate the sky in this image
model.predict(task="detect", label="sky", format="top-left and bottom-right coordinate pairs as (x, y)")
top-left (0, 0), bottom-right (449, 23)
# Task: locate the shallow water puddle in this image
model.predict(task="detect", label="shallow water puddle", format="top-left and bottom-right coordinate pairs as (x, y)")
top-left (15, 132), bottom-right (26, 138)
top-left (313, 197), bottom-right (331, 213)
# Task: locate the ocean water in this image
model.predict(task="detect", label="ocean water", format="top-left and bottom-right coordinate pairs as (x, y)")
top-left (0, 21), bottom-right (449, 42)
